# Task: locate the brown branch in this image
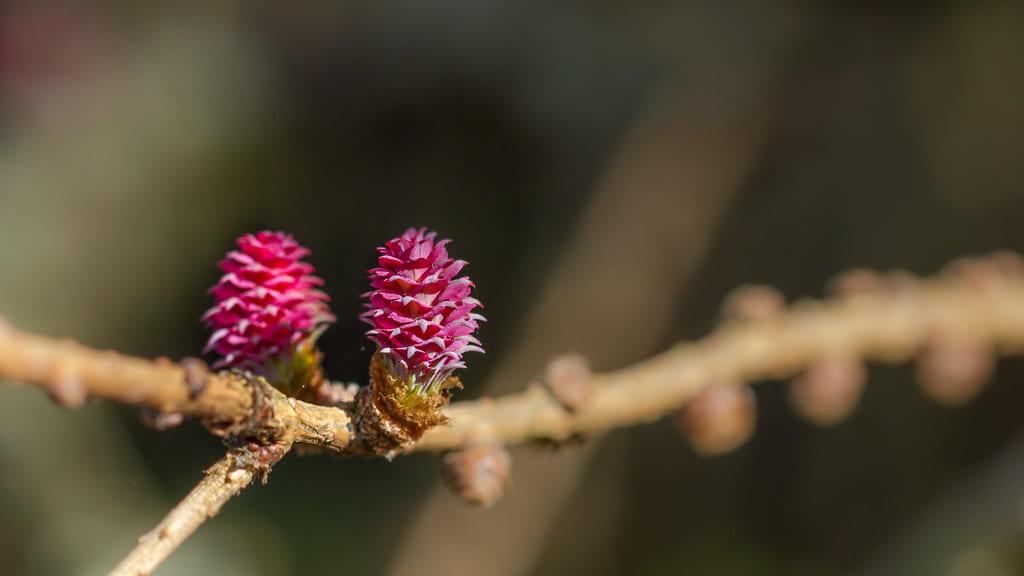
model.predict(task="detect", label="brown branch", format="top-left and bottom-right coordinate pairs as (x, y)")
top-left (3, 258), bottom-right (1024, 575)
top-left (417, 271), bottom-right (1024, 449)
top-left (0, 327), bottom-right (252, 419)
top-left (108, 443), bottom-right (290, 576)
top-left (0, 326), bottom-right (354, 451)
top-left (2, 264), bottom-right (1024, 456)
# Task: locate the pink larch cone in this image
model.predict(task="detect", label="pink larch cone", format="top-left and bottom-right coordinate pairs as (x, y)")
top-left (361, 227), bottom-right (484, 394)
top-left (203, 231), bottom-right (334, 374)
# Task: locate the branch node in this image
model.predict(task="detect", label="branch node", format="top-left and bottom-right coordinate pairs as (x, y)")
top-left (46, 368), bottom-right (87, 408)
top-left (109, 447), bottom-right (292, 576)
top-left (139, 407), bottom-right (185, 430)
top-left (180, 357), bottom-right (210, 399)
top-left (678, 380), bottom-right (757, 457)
top-left (543, 353), bottom-right (593, 412)
top-left (720, 284), bottom-right (786, 322)
top-left (351, 353), bottom-right (459, 458)
top-left (916, 330), bottom-right (994, 406)
top-left (828, 268), bottom-right (884, 297)
top-left (442, 441), bottom-right (512, 507)
top-left (352, 384), bottom-right (413, 459)
top-left (226, 439), bottom-right (291, 484)
top-left (201, 371), bottom-right (278, 443)
top-left (789, 355), bottom-right (866, 426)
top-left (313, 381), bottom-right (360, 406)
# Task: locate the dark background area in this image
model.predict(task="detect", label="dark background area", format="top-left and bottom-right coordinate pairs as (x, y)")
top-left (1, 2), bottom-right (1024, 574)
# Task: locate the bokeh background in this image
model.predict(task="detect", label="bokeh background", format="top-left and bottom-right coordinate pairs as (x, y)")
top-left (2, 1), bottom-right (1024, 575)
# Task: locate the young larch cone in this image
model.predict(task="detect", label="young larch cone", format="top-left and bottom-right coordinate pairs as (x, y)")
top-left (361, 227), bottom-right (484, 395)
top-left (203, 231), bottom-right (334, 393)
top-left (353, 228), bottom-right (483, 456)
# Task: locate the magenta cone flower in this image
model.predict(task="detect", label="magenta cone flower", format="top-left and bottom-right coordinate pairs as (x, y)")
top-left (203, 231), bottom-right (334, 371)
top-left (362, 228), bottom-right (484, 394)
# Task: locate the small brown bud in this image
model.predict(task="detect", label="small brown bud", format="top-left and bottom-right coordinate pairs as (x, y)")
top-left (313, 381), bottom-right (360, 406)
top-left (789, 356), bottom-right (866, 426)
top-left (944, 257), bottom-right (1006, 294)
top-left (544, 354), bottom-right (593, 411)
top-left (988, 251), bottom-right (1024, 277)
top-left (139, 407), bottom-right (185, 430)
top-left (916, 333), bottom-right (993, 406)
top-left (227, 440), bottom-right (290, 483)
top-left (180, 357), bottom-right (210, 399)
top-left (827, 268), bottom-right (883, 298)
top-left (679, 382), bottom-right (756, 457)
top-left (442, 442), bottom-right (512, 507)
top-left (720, 285), bottom-right (785, 322)
top-left (885, 269), bottom-right (919, 291)
top-left (47, 370), bottom-right (87, 408)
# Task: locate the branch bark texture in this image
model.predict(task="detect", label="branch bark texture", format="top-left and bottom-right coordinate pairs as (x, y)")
top-left (1, 268), bottom-right (1023, 456)
top-left (108, 444), bottom-right (290, 576)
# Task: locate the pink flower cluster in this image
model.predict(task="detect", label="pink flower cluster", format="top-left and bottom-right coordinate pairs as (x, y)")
top-left (362, 228), bottom-right (484, 393)
top-left (203, 231), bottom-right (334, 370)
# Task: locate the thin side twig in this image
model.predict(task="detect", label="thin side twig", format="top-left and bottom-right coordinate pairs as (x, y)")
top-left (108, 444), bottom-right (291, 576)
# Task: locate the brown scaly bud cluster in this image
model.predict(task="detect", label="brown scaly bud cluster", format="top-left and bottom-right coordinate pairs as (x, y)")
top-left (720, 284), bottom-right (785, 323)
top-left (442, 442), bottom-right (512, 507)
top-left (353, 351), bottom-right (462, 458)
top-left (789, 355), bottom-right (866, 426)
top-left (543, 353), bottom-right (593, 412)
top-left (678, 381), bottom-right (756, 457)
top-left (226, 439), bottom-right (291, 484)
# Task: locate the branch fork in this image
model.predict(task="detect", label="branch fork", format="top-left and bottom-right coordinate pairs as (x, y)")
top-left (3, 253), bottom-right (1024, 574)
top-left (109, 442), bottom-right (291, 576)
